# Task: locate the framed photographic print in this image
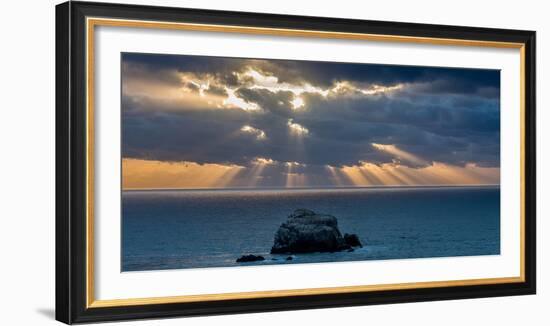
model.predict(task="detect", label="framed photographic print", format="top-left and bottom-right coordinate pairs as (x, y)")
top-left (56, 1), bottom-right (536, 324)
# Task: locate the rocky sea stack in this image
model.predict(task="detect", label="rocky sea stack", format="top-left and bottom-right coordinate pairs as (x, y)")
top-left (271, 209), bottom-right (362, 254)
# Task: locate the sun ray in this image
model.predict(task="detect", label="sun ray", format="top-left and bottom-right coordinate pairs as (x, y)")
top-left (287, 119), bottom-right (309, 136)
top-left (285, 162), bottom-right (307, 187)
top-left (357, 164), bottom-right (385, 185)
top-left (383, 164), bottom-right (417, 185)
top-left (340, 165), bottom-right (371, 186)
top-left (245, 157), bottom-right (276, 187)
top-left (361, 163), bottom-right (402, 185)
top-left (372, 143), bottom-right (428, 167)
top-left (325, 165), bottom-right (346, 186)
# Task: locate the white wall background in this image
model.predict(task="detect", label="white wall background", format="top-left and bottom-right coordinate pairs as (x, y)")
top-left (0, 0), bottom-right (546, 325)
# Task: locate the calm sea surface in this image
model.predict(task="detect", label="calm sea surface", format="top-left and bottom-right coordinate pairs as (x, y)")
top-left (122, 186), bottom-right (500, 272)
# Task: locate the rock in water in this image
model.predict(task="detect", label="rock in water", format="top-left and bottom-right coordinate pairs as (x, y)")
top-left (236, 254), bottom-right (265, 263)
top-left (344, 233), bottom-right (363, 248)
top-left (270, 209), bottom-right (362, 254)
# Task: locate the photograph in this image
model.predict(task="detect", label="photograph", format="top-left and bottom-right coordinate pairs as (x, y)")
top-left (121, 53), bottom-right (501, 272)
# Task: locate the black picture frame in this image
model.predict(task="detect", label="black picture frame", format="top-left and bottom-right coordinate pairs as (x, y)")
top-left (56, 1), bottom-right (536, 324)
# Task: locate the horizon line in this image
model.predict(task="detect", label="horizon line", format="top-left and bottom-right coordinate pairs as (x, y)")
top-left (122, 184), bottom-right (501, 192)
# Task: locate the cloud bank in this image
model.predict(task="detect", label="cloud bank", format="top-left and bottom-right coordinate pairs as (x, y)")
top-left (121, 52), bottom-right (500, 188)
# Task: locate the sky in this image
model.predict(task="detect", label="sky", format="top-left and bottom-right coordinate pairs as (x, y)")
top-left (121, 52), bottom-right (500, 189)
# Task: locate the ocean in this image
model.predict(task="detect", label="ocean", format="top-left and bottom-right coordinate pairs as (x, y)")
top-left (122, 186), bottom-right (500, 272)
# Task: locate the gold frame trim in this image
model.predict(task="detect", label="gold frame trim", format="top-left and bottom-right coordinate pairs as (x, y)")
top-left (85, 17), bottom-right (527, 309)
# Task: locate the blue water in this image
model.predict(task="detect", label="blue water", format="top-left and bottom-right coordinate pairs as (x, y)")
top-left (122, 186), bottom-right (500, 272)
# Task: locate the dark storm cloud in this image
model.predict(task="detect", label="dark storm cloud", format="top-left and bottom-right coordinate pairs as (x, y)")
top-left (253, 59), bottom-right (500, 93)
top-left (122, 52), bottom-right (499, 95)
top-left (122, 52), bottom-right (269, 87)
top-left (121, 52), bottom-right (500, 169)
top-left (235, 88), bottom-right (296, 118)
